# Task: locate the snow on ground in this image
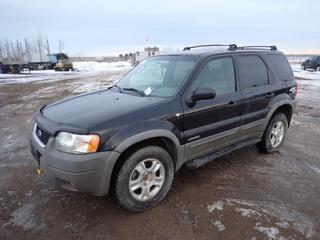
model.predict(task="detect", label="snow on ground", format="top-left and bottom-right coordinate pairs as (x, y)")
top-left (0, 70), bottom-right (81, 85)
top-left (0, 61), bottom-right (132, 85)
top-left (73, 61), bottom-right (131, 72)
top-left (254, 223), bottom-right (284, 240)
top-left (211, 220), bottom-right (226, 231)
top-left (291, 64), bottom-right (320, 82)
top-left (207, 200), bottom-right (224, 212)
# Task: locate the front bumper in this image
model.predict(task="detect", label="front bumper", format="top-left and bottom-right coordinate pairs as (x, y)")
top-left (31, 131), bottom-right (120, 196)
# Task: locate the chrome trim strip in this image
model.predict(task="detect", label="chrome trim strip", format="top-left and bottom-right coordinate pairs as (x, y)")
top-left (240, 119), bottom-right (265, 130)
top-left (32, 123), bottom-right (46, 148)
top-left (185, 127), bottom-right (239, 148)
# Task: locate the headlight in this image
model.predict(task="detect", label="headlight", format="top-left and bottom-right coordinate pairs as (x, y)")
top-left (55, 132), bottom-right (100, 154)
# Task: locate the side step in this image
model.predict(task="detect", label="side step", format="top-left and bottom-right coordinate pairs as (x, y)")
top-left (185, 139), bottom-right (258, 169)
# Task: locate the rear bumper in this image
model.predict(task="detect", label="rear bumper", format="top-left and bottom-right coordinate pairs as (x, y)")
top-left (31, 133), bottom-right (120, 196)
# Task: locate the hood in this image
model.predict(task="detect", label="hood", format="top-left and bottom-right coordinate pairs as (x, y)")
top-left (42, 89), bottom-right (164, 129)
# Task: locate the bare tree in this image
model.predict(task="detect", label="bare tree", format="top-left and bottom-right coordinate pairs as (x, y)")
top-left (44, 39), bottom-right (51, 55)
top-left (5, 39), bottom-right (12, 62)
top-left (59, 40), bottom-right (64, 53)
top-left (37, 34), bottom-right (43, 62)
top-left (16, 39), bottom-right (23, 63)
top-left (0, 40), bottom-right (3, 61)
top-left (1, 36), bottom-right (56, 64)
top-left (24, 39), bottom-right (31, 62)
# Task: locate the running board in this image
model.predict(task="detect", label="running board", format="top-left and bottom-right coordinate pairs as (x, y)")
top-left (185, 139), bottom-right (258, 169)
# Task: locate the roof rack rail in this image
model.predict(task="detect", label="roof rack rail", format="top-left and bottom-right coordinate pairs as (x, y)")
top-left (237, 45), bottom-right (277, 51)
top-left (183, 44), bottom-right (237, 51)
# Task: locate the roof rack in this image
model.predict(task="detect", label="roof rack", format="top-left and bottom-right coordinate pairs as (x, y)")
top-left (183, 44), bottom-right (237, 51)
top-left (236, 45), bottom-right (277, 51)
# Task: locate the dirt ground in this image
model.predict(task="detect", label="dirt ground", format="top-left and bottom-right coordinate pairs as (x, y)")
top-left (0, 71), bottom-right (319, 240)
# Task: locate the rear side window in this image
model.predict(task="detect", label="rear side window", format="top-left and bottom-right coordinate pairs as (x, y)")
top-left (268, 54), bottom-right (293, 82)
top-left (238, 55), bottom-right (269, 89)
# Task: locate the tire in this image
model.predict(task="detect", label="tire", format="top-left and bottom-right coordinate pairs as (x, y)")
top-left (256, 113), bottom-right (288, 153)
top-left (316, 65), bottom-right (320, 71)
top-left (302, 64), bottom-right (306, 70)
top-left (55, 68), bottom-right (61, 71)
top-left (115, 146), bottom-right (174, 212)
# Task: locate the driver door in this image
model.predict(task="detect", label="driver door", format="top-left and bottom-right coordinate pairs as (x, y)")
top-left (182, 56), bottom-right (243, 160)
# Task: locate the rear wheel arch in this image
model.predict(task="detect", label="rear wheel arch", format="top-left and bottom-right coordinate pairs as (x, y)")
top-left (265, 99), bottom-right (293, 128)
top-left (270, 104), bottom-right (292, 126)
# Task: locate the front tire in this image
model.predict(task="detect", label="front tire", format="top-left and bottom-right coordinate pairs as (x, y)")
top-left (115, 146), bottom-right (174, 212)
top-left (256, 113), bottom-right (288, 153)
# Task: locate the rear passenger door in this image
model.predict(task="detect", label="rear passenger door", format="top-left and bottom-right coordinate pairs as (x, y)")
top-left (236, 54), bottom-right (275, 136)
top-left (182, 56), bottom-right (242, 160)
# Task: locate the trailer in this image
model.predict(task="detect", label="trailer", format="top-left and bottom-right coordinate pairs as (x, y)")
top-left (0, 52), bottom-right (73, 74)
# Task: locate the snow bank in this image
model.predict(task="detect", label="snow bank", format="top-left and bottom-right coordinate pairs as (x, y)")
top-left (0, 70), bottom-right (81, 85)
top-left (73, 61), bottom-right (132, 72)
top-left (291, 64), bottom-right (320, 81)
top-left (0, 61), bottom-right (132, 85)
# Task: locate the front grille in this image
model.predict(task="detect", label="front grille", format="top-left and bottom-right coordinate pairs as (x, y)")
top-left (35, 124), bottom-right (50, 146)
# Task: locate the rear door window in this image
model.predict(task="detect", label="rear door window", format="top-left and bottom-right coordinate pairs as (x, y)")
top-left (238, 55), bottom-right (269, 89)
top-left (267, 54), bottom-right (293, 82)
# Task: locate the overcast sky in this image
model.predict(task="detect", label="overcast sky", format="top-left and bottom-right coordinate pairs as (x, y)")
top-left (1, 0), bottom-right (319, 56)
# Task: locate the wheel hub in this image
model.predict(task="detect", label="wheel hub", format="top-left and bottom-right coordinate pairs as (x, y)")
top-left (270, 120), bottom-right (285, 148)
top-left (129, 158), bottom-right (165, 201)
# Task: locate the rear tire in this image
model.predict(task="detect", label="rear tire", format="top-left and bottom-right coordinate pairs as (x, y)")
top-left (302, 64), bottom-right (306, 70)
top-left (115, 146), bottom-right (174, 212)
top-left (256, 113), bottom-right (288, 153)
top-left (316, 65), bottom-right (320, 71)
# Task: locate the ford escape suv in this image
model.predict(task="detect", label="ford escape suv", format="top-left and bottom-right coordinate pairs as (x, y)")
top-left (31, 44), bottom-right (297, 211)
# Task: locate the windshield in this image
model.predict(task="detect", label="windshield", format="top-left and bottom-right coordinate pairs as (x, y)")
top-left (116, 56), bottom-right (197, 97)
top-left (308, 56), bottom-right (317, 61)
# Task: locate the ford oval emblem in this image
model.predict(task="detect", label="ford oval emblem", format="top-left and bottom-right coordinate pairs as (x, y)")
top-left (37, 130), bottom-right (42, 137)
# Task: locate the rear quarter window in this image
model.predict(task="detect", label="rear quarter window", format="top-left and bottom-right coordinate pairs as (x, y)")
top-left (267, 54), bottom-right (294, 82)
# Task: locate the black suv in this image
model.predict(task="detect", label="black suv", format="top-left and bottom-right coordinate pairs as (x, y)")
top-left (301, 56), bottom-right (320, 71)
top-left (31, 44), bottom-right (297, 211)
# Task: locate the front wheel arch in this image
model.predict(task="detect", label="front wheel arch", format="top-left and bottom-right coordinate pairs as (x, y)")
top-left (109, 135), bottom-right (180, 195)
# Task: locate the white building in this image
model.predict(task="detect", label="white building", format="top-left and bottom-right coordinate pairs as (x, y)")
top-left (134, 47), bottom-right (160, 63)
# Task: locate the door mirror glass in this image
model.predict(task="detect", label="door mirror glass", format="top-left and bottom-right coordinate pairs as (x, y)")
top-left (190, 87), bottom-right (216, 102)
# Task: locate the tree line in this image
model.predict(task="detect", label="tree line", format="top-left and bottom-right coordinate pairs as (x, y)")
top-left (0, 35), bottom-right (63, 64)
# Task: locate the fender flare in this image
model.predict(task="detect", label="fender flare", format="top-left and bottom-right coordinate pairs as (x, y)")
top-left (99, 129), bottom-right (185, 195)
top-left (263, 99), bottom-right (294, 129)
top-left (115, 129), bottom-right (184, 170)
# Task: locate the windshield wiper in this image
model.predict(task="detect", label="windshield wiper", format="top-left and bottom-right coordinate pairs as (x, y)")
top-left (110, 84), bottom-right (123, 93)
top-left (122, 87), bottom-right (146, 97)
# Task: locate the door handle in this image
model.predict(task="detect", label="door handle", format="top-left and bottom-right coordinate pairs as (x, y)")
top-left (265, 93), bottom-right (275, 98)
top-left (227, 101), bottom-right (237, 108)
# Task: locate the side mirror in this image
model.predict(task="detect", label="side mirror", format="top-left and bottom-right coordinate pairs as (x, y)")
top-left (187, 86), bottom-right (216, 104)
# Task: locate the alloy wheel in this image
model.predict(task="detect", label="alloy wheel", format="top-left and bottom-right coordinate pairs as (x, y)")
top-left (129, 158), bottom-right (165, 201)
